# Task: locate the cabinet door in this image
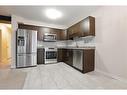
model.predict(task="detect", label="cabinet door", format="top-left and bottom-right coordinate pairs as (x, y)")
top-left (57, 49), bottom-right (63, 62)
top-left (80, 16), bottom-right (95, 37)
top-left (83, 49), bottom-right (95, 73)
top-left (67, 21), bottom-right (81, 39)
top-left (66, 50), bottom-right (73, 66)
top-left (89, 16), bottom-right (95, 36)
top-left (37, 48), bottom-right (44, 64)
top-left (62, 49), bottom-right (68, 63)
top-left (67, 16), bottom-right (95, 38)
top-left (58, 30), bottom-right (67, 40)
top-left (57, 49), bottom-right (67, 62)
top-left (67, 27), bottom-right (75, 40)
top-left (56, 30), bottom-right (67, 40)
top-left (68, 50), bottom-right (73, 66)
top-left (49, 28), bottom-right (57, 34)
top-left (37, 27), bottom-right (47, 41)
top-left (58, 49), bottom-right (71, 64)
top-left (37, 30), bottom-right (43, 41)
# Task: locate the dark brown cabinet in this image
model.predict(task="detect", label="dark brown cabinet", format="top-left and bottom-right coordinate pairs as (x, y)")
top-left (57, 30), bottom-right (67, 40)
top-left (58, 49), bottom-right (95, 73)
top-left (18, 24), bottom-right (38, 30)
top-left (18, 24), bottom-right (65, 41)
top-left (80, 16), bottom-right (95, 37)
top-left (37, 27), bottom-right (45, 41)
top-left (67, 22), bottom-right (80, 39)
top-left (58, 49), bottom-right (68, 62)
top-left (66, 49), bottom-right (73, 66)
top-left (82, 49), bottom-right (95, 73)
top-left (18, 16), bottom-right (95, 41)
top-left (37, 27), bottom-right (65, 41)
top-left (67, 16), bottom-right (95, 39)
top-left (57, 49), bottom-right (64, 62)
top-left (37, 48), bottom-right (44, 64)
top-left (58, 49), bottom-right (73, 66)
top-left (71, 49), bottom-right (95, 73)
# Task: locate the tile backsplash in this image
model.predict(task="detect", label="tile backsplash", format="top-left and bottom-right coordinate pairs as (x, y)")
top-left (76, 36), bottom-right (95, 47)
top-left (37, 36), bottom-right (95, 48)
top-left (38, 41), bottom-right (57, 47)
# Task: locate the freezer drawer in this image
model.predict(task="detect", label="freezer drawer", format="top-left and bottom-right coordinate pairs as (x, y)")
top-left (16, 53), bottom-right (37, 68)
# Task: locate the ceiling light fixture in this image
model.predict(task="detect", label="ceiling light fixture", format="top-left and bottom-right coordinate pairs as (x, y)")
top-left (45, 8), bottom-right (62, 20)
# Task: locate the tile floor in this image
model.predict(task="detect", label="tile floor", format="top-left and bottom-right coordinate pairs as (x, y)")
top-left (17, 62), bottom-right (127, 89)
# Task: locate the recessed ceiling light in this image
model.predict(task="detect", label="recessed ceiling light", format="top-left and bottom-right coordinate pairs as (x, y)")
top-left (45, 8), bottom-right (62, 20)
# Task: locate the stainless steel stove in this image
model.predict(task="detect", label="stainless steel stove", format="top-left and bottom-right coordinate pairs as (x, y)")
top-left (44, 48), bottom-right (57, 64)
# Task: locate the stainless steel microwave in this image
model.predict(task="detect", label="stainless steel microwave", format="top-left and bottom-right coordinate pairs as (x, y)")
top-left (43, 33), bottom-right (57, 42)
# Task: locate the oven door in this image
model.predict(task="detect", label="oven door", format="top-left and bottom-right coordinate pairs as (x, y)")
top-left (45, 50), bottom-right (57, 64)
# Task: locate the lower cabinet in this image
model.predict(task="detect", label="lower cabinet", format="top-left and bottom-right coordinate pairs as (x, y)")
top-left (57, 49), bottom-right (62, 62)
top-left (82, 49), bottom-right (95, 73)
top-left (37, 48), bottom-right (44, 64)
top-left (72, 49), bottom-right (95, 73)
top-left (58, 49), bottom-right (67, 62)
top-left (58, 48), bottom-right (95, 73)
top-left (58, 49), bottom-right (73, 66)
top-left (66, 49), bottom-right (73, 66)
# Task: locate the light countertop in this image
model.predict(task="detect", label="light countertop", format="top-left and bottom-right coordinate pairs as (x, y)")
top-left (37, 46), bottom-right (95, 50)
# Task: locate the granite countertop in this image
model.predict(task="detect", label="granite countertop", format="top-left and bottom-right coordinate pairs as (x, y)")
top-left (59, 47), bottom-right (95, 49)
top-left (37, 46), bottom-right (95, 49)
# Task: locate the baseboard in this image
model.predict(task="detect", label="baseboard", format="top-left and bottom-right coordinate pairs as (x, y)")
top-left (95, 69), bottom-right (127, 84)
top-left (10, 64), bottom-right (16, 69)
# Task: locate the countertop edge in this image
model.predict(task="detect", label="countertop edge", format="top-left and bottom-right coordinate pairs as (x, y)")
top-left (37, 47), bottom-right (95, 50)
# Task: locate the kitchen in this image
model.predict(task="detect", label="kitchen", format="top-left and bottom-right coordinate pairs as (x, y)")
top-left (0, 6), bottom-right (127, 89)
top-left (16, 16), bottom-right (95, 74)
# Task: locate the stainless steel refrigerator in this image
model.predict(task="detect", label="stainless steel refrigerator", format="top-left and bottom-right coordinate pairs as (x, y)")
top-left (16, 29), bottom-right (37, 68)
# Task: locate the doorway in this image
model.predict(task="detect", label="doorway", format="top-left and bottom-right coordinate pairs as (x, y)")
top-left (0, 23), bottom-right (12, 69)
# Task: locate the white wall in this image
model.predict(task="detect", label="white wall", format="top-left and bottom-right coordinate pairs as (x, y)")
top-left (90, 6), bottom-right (127, 80)
top-left (11, 15), bottom-right (18, 68)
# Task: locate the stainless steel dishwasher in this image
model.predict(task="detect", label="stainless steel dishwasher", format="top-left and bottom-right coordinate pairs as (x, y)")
top-left (73, 50), bottom-right (83, 70)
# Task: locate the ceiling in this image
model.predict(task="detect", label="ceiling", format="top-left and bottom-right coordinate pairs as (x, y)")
top-left (0, 6), bottom-right (101, 28)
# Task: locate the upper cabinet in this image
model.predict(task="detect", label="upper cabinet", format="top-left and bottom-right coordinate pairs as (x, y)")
top-left (67, 16), bottom-right (95, 39)
top-left (57, 30), bottom-right (67, 40)
top-left (67, 23), bottom-right (81, 39)
top-left (18, 24), bottom-right (66, 41)
top-left (18, 16), bottom-right (95, 41)
top-left (37, 27), bottom-right (66, 41)
top-left (80, 16), bottom-right (95, 37)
